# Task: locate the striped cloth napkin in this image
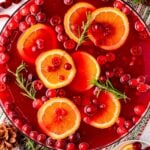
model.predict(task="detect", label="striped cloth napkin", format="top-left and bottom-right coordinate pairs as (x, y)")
top-left (0, 0), bottom-right (150, 149)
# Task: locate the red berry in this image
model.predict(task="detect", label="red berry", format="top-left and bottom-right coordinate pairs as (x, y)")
top-left (132, 116), bottom-right (139, 124)
top-left (50, 16), bottom-right (61, 26)
top-left (68, 133), bottom-right (80, 143)
top-left (63, 39), bottom-right (76, 50)
top-left (99, 76), bottom-right (106, 82)
top-left (8, 20), bottom-right (19, 30)
top-left (84, 105), bottom-right (97, 116)
top-left (37, 134), bottom-right (46, 143)
top-left (120, 74), bottom-right (131, 84)
top-left (130, 45), bottom-right (142, 56)
top-left (135, 20), bottom-right (145, 32)
top-left (145, 147), bottom-right (150, 150)
top-left (35, 0), bottom-right (44, 5)
top-left (64, 63), bottom-right (72, 70)
top-left (29, 131), bottom-right (38, 140)
top-left (26, 15), bottom-right (37, 25)
top-left (20, 7), bottom-right (30, 16)
top-left (0, 73), bottom-right (11, 83)
top-left (113, 67), bottom-right (124, 77)
top-left (36, 38), bottom-right (45, 49)
top-left (64, 0), bottom-right (74, 5)
top-left (106, 52), bottom-right (116, 62)
top-left (51, 56), bottom-right (62, 67)
top-left (97, 55), bottom-right (107, 65)
top-left (0, 35), bottom-right (7, 45)
top-left (137, 83), bottom-right (149, 93)
top-left (32, 99), bottom-right (43, 109)
top-left (46, 89), bottom-right (57, 98)
top-left (19, 21), bottom-right (29, 32)
top-left (55, 139), bottom-right (66, 149)
top-left (105, 71), bottom-right (114, 78)
top-left (30, 4), bottom-right (40, 14)
top-left (0, 52), bottom-right (9, 64)
top-left (122, 6), bottom-right (131, 15)
top-left (134, 105), bottom-right (145, 116)
top-left (124, 120), bottom-right (133, 129)
top-left (3, 28), bottom-right (12, 38)
top-left (116, 117), bottom-right (125, 126)
top-left (128, 78), bottom-right (138, 87)
top-left (14, 13), bottom-right (22, 22)
top-left (14, 118), bottom-right (22, 128)
top-left (1, 0), bottom-right (12, 8)
top-left (41, 96), bottom-right (48, 102)
top-left (67, 143), bottom-right (76, 150)
top-left (46, 137), bottom-right (55, 147)
top-left (133, 142), bottom-right (142, 149)
top-left (55, 25), bottom-right (64, 33)
top-left (32, 80), bottom-right (44, 91)
top-left (22, 124), bottom-right (32, 134)
top-left (137, 76), bottom-right (146, 83)
top-left (117, 126), bottom-right (127, 135)
top-left (57, 33), bottom-right (68, 42)
top-left (79, 142), bottom-right (89, 150)
top-left (57, 89), bottom-right (66, 97)
top-left (0, 45), bottom-right (6, 52)
top-left (113, 1), bottom-right (124, 10)
top-left (36, 12), bottom-right (46, 22)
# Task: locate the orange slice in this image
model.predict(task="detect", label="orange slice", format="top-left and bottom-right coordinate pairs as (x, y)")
top-left (84, 91), bottom-right (121, 128)
top-left (37, 97), bottom-right (81, 140)
top-left (36, 49), bottom-right (76, 89)
top-left (88, 7), bottom-right (129, 50)
top-left (64, 2), bottom-right (95, 42)
top-left (121, 144), bottom-right (133, 150)
top-left (17, 23), bottom-right (57, 64)
top-left (69, 51), bottom-right (100, 92)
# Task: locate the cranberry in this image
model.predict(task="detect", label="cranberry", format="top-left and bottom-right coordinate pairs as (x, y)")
top-left (91, 98), bottom-right (99, 105)
top-left (55, 139), bottom-right (66, 149)
top-left (79, 142), bottom-right (89, 150)
top-left (106, 52), bottom-right (116, 62)
top-left (133, 142), bottom-right (142, 150)
top-left (55, 25), bottom-right (64, 33)
top-left (37, 134), bottom-right (46, 143)
top-left (20, 7), bottom-right (30, 16)
top-left (99, 76), bottom-right (107, 82)
top-left (0, 52), bottom-right (9, 64)
top-left (1, 0), bottom-right (12, 8)
top-left (57, 33), bottom-right (68, 42)
top-left (26, 15), bottom-right (37, 25)
top-left (36, 39), bottom-right (45, 49)
top-left (116, 117), bottom-right (125, 126)
top-left (113, 67), bottom-right (124, 77)
top-left (32, 99), bottom-right (43, 109)
top-left (145, 147), bottom-right (150, 150)
top-left (135, 20), bottom-right (145, 32)
top-left (132, 116), bottom-right (139, 124)
top-left (41, 96), bottom-right (48, 102)
top-left (84, 105), bottom-right (97, 116)
top-left (29, 131), bottom-right (38, 140)
top-left (35, 0), bottom-right (44, 5)
top-left (137, 76), bottom-right (146, 83)
top-left (73, 95), bottom-right (82, 105)
top-left (120, 74), bottom-right (131, 84)
top-left (22, 124), bottom-right (32, 134)
top-left (66, 143), bottom-right (76, 150)
top-left (130, 45), bottom-right (142, 56)
top-left (0, 82), bottom-right (6, 92)
top-left (134, 105), bottom-right (145, 116)
top-left (3, 28), bottom-right (12, 38)
top-left (36, 12), bottom-right (46, 22)
top-left (14, 118), bottom-right (22, 128)
top-left (68, 133), bottom-right (80, 143)
top-left (46, 137), bottom-right (55, 147)
top-left (105, 71), bottom-right (114, 78)
top-left (137, 83), bottom-right (149, 93)
top-left (113, 1), bottom-right (124, 10)
top-left (14, 12), bottom-right (22, 22)
top-left (0, 73), bottom-right (11, 83)
top-left (124, 120), bottom-right (133, 129)
top-left (30, 4), bottom-right (40, 14)
top-left (64, 0), bottom-right (74, 5)
top-left (46, 89), bottom-right (57, 98)
top-left (50, 16), bottom-right (61, 26)
top-left (128, 79), bottom-right (138, 87)
top-left (57, 89), bottom-right (66, 97)
top-left (8, 20), bottom-right (19, 30)
top-left (0, 35), bottom-right (7, 45)
top-left (122, 7), bottom-right (131, 15)
top-left (64, 63), bottom-right (72, 70)
top-left (63, 39), bottom-right (76, 50)
top-left (117, 126), bottom-right (127, 135)
top-left (52, 56), bottom-right (62, 68)
top-left (32, 80), bottom-right (44, 91)
top-left (97, 55), bottom-right (107, 65)
top-left (19, 21), bottom-right (29, 32)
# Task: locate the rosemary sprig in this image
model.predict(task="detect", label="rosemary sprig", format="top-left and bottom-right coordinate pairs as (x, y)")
top-left (92, 79), bottom-right (128, 101)
top-left (132, 0), bottom-right (144, 4)
top-left (8, 62), bottom-right (36, 100)
top-left (76, 12), bottom-right (92, 50)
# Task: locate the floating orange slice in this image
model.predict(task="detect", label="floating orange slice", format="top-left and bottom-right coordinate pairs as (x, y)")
top-left (69, 51), bottom-right (100, 92)
top-left (88, 7), bottom-right (129, 50)
top-left (17, 23), bottom-right (57, 64)
top-left (36, 49), bottom-right (76, 89)
top-left (84, 91), bottom-right (121, 128)
top-left (37, 97), bottom-right (81, 140)
top-left (64, 2), bottom-right (95, 42)
top-left (121, 144), bottom-right (133, 150)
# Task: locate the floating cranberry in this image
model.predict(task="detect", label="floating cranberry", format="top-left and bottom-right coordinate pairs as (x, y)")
top-left (57, 33), bottom-right (68, 42)
top-left (0, 35), bottom-right (7, 45)
top-left (120, 74), bottom-right (131, 84)
top-left (128, 78), bottom-right (138, 88)
top-left (113, 1), bottom-right (124, 10)
top-left (20, 7), bottom-right (30, 16)
top-left (0, 52), bottom-right (9, 64)
top-left (97, 55), bottom-right (107, 65)
top-left (3, 28), bottom-right (12, 38)
top-left (0, 45), bottom-right (5, 53)
top-left (137, 76), bottom-right (146, 83)
top-left (116, 117), bottom-right (125, 126)
top-left (32, 80), bottom-right (44, 91)
top-left (0, 0), bottom-right (12, 8)
top-left (37, 134), bottom-right (46, 143)
top-left (63, 39), bottom-right (76, 50)
top-left (67, 143), bottom-right (76, 150)
top-left (113, 67), bottom-right (124, 77)
top-left (91, 98), bottom-right (99, 105)
top-left (133, 142), bottom-right (142, 150)
top-left (29, 131), bottom-right (38, 140)
top-left (57, 89), bottom-right (66, 97)
top-left (145, 147), bottom-right (150, 150)
top-left (14, 13), bottom-right (22, 22)
top-left (105, 71), bottom-right (114, 78)
top-left (0, 73), bottom-right (11, 83)
top-left (46, 89), bottom-right (57, 98)
top-left (14, 118), bottom-right (22, 128)
top-left (30, 4), bottom-right (40, 14)
top-left (35, 0), bottom-right (44, 5)
top-left (135, 20), bottom-right (145, 32)
top-left (52, 56), bottom-right (62, 68)
top-left (64, 63), bottom-right (72, 70)
top-left (36, 12), bottom-right (46, 22)
top-left (84, 105), bottom-right (97, 116)
top-left (55, 139), bottom-right (66, 149)
top-left (124, 120), bottom-right (133, 129)
top-left (130, 45), bottom-right (142, 56)
top-left (106, 52), bottom-right (116, 62)
top-left (132, 116), bottom-right (139, 124)
top-left (73, 95), bottom-right (82, 105)
top-left (68, 133), bottom-right (80, 143)
top-left (46, 137), bottom-right (55, 147)
top-left (134, 105), bottom-right (145, 116)
top-left (19, 21), bottom-right (29, 32)
top-left (122, 7), bottom-right (131, 15)
top-left (137, 83), bottom-right (149, 93)
top-left (22, 124), bottom-right (32, 134)
top-left (8, 20), bottom-right (19, 30)
top-left (32, 99), bottom-right (43, 109)
top-left (41, 96), bottom-right (48, 102)
top-left (64, 0), bottom-right (74, 5)
top-left (99, 76), bottom-right (106, 82)
top-left (117, 126), bottom-right (127, 135)
top-left (55, 25), bottom-right (64, 33)
top-left (26, 15), bottom-right (37, 25)
top-left (79, 142), bottom-right (89, 150)
top-left (50, 16), bottom-right (61, 26)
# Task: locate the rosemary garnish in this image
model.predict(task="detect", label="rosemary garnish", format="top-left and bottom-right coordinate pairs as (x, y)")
top-left (92, 79), bottom-right (128, 101)
top-left (76, 12), bottom-right (92, 50)
top-left (8, 62), bottom-right (36, 100)
top-left (132, 0), bottom-right (144, 4)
